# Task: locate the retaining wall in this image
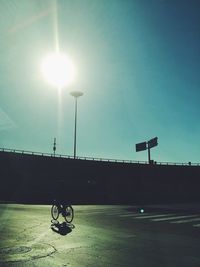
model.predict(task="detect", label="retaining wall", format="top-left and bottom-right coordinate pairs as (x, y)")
top-left (0, 151), bottom-right (200, 204)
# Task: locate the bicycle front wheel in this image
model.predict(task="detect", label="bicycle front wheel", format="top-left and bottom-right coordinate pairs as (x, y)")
top-left (51, 204), bottom-right (59, 220)
top-left (64, 205), bottom-right (74, 223)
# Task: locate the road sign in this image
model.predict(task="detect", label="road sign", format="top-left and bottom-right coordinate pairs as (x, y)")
top-left (136, 141), bottom-right (147, 152)
top-left (148, 137), bottom-right (158, 149)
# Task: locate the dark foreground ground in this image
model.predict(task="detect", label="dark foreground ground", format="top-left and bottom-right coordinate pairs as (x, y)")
top-left (1, 204), bottom-right (200, 266)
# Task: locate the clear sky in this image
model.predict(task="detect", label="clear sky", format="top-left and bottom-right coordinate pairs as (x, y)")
top-left (0, 0), bottom-right (200, 163)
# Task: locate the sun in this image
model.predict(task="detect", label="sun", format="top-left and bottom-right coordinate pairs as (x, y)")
top-left (41, 53), bottom-right (76, 88)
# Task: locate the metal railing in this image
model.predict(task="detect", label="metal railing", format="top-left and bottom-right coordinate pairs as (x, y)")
top-left (0, 147), bottom-right (199, 166)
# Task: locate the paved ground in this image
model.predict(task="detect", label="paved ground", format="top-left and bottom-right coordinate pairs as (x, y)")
top-left (1, 204), bottom-right (200, 266)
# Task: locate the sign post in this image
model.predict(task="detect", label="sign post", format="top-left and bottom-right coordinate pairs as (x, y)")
top-left (147, 137), bottom-right (158, 163)
top-left (136, 137), bottom-right (158, 164)
top-left (148, 145), bottom-right (151, 163)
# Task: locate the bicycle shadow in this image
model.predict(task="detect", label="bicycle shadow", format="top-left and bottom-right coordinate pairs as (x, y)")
top-left (51, 220), bottom-right (75, 236)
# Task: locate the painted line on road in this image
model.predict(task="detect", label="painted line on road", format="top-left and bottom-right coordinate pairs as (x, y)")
top-left (106, 211), bottom-right (135, 216)
top-left (193, 223), bottom-right (200, 227)
top-left (152, 214), bottom-right (199, 222)
top-left (84, 210), bottom-right (123, 215)
top-left (134, 213), bottom-right (176, 219)
top-left (171, 217), bottom-right (200, 224)
top-left (119, 213), bottom-right (148, 217)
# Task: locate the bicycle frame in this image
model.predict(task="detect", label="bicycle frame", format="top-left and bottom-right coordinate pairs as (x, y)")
top-left (51, 201), bottom-right (74, 223)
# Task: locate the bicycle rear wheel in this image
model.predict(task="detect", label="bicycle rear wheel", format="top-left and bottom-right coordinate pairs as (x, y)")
top-left (51, 204), bottom-right (59, 220)
top-left (64, 205), bottom-right (74, 223)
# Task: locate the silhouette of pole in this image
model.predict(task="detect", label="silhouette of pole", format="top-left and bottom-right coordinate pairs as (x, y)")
top-left (53, 137), bottom-right (56, 156)
top-left (148, 144), bottom-right (151, 164)
top-left (70, 91), bottom-right (83, 159)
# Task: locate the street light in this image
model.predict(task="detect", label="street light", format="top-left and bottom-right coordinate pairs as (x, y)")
top-left (70, 91), bottom-right (83, 159)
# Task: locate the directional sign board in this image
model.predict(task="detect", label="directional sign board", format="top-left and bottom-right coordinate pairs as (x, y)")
top-left (148, 137), bottom-right (158, 149)
top-left (136, 141), bottom-right (147, 152)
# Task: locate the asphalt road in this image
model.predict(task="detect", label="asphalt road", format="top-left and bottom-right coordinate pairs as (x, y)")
top-left (1, 204), bottom-right (200, 267)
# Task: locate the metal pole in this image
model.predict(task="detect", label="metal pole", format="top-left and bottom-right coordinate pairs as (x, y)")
top-left (148, 144), bottom-right (151, 164)
top-left (70, 91), bottom-right (83, 159)
top-left (73, 97), bottom-right (78, 159)
top-left (53, 137), bottom-right (56, 156)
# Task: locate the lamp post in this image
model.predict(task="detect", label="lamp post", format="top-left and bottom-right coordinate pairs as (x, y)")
top-left (70, 91), bottom-right (83, 159)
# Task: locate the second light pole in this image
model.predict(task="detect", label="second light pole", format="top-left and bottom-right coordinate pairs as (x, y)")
top-left (70, 91), bottom-right (83, 159)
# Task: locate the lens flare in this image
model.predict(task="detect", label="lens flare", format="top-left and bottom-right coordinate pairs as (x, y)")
top-left (41, 53), bottom-right (76, 88)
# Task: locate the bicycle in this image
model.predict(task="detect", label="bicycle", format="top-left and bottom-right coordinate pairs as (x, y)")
top-left (51, 201), bottom-right (74, 223)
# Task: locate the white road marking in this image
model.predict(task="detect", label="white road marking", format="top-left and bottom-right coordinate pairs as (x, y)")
top-left (86, 210), bottom-right (123, 215)
top-left (119, 213), bottom-right (149, 217)
top-left (152, 214), bottom-right (199, 222)
top-left (193, 223), bottom-right (200, 227)
top-left (171, 217), bottom-right (200, 224)
top-left (106, 211), bottom-right (133, 216)
top-left (83, 209), bottom-right (200, 229)
top-left (134, 213), bottom-right (176, 219)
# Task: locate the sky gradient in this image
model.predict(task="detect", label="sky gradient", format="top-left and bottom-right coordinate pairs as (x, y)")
top-left (0, 0), bottom-right (200, 163)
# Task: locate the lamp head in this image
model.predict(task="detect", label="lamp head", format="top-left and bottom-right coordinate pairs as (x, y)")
top-left (70, 91), bottom-right (83, 98)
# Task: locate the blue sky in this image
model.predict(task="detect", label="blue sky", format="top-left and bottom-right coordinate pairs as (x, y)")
top-left (0, 0), bottom-right (200, 163)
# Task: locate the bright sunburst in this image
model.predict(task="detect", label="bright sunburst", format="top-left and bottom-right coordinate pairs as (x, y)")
top-left (41, 53), bottom-right (76, 88)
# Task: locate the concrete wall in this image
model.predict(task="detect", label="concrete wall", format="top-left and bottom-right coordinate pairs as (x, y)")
top-left (0, 151), bottom-right (200, 204)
